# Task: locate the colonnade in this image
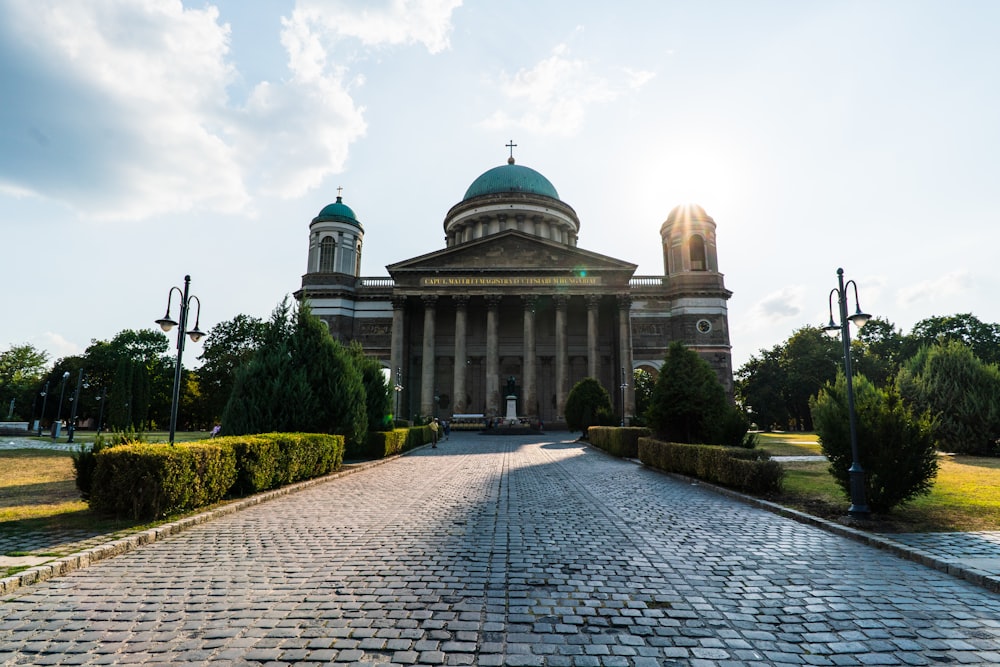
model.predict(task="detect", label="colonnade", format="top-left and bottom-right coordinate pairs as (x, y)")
top-left (389, 293), bottom-right (634, 422)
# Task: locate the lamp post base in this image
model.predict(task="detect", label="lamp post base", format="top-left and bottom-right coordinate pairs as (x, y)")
top-left (848, 467), bottom-right (870, 518)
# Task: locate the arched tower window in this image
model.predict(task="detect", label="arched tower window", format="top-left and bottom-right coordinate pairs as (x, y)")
top-left (319, 237), bottom-right (336, 272)
top-left (689, 235), bottom-right (707, 271)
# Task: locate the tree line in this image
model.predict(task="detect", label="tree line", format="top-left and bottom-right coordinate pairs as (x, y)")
top-left (0, 299), bottom-right (392, 450)
top-left (736, 312), bottom-right (1000, 456)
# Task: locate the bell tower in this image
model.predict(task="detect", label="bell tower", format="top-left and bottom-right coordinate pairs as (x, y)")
top-left (657, 204), bottom-right (733, 399)
top-left (660, 204), bottom-right (719, 276)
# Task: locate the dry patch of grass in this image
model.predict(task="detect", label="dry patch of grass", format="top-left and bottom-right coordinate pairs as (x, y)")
top-left (0, 450), bottom-right (85, 523)
top-left (754, 432), bottom-right (823, 456)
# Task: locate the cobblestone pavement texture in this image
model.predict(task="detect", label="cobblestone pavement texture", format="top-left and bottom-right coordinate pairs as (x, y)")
top-left (2, 434), bottom-right (1000, 666)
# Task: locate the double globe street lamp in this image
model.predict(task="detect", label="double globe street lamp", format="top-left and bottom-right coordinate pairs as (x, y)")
top-left (53, 371), bottom-right (70, 439)
top-left (824, 267), bottom-right (871, 519)
top-left (37, 380), bottom-right (49, 436)
top-left (394, 367), bottom-right (404, 426)
top-left (156, 275), bottom-right (205, 446)
top-left (67, 369), bottom-right (85, 444)
top-left (620, 366), bottom-right (629, 427)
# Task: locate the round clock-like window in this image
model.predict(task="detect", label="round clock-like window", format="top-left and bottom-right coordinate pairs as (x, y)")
top-left (696, 319), bottom-right (712, 334)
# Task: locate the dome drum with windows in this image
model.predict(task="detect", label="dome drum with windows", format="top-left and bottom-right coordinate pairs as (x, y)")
top-left (444, 156), bottom-right (581, 248)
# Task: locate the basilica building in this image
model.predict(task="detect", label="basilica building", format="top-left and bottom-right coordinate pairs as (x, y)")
top-left (294, 153), bottom-right (733, 426)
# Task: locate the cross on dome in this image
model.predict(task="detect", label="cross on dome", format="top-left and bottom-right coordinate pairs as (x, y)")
top-left (506, 140), bottom-right (517, 164)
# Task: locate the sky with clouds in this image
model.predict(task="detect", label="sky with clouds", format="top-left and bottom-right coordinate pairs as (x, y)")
top-left (2, 0), bottom-right (999, 374)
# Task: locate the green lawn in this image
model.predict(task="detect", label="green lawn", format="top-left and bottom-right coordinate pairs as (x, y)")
top-left (10, 430), bottom-right (209, 446)
top-left (757, 432), bottom-right (1000, 532)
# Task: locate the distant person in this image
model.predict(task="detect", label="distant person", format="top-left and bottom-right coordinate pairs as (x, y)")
top-left (443, 420), bottom-right (450, 440)
top-left (430, 418), bottom-right (439, 448)
top-left (210, 424), bottom-right (221, 438)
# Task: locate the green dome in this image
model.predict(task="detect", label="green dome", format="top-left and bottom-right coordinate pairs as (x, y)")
top-left (314, 196), bottom-right (361, 227)
top-left (463, 160), bottom-right (560, 201)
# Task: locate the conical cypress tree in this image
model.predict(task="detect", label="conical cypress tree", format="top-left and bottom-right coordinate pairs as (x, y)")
top-left (647, 341), bottom-right (728, 444)
top-left (349, 341), bottom-right (392, 432)
top-left (290, 304), bottom-right (366, 447)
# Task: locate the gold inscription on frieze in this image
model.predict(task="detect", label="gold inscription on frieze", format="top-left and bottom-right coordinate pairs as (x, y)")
top-left (360, 322), bottom-right (392, 336)
top-left (420, 276), bottom-right (602, 287)
top-left (634, 323), bottom-right (665, 337)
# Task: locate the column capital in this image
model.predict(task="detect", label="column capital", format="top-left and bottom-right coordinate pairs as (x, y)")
top-left (453, 295), bottom-right (470, 308)
top-left (391, 295), bottom-right (407, 309)
top-left (485, 294), bottom-right (502, 309)
top-left (422, 294), bottom-right (438, 308)
top-left (585, 294), bottom-right (602, 309)
top-left (521, 295), bottom-right (538, 311)
top-left (554, 294), bottom-right (569, 309)
top-left (617, 293), bottom-right (632, 310)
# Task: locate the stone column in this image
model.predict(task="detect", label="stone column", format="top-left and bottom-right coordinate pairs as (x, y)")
top-left (420, 295), bottom-right (437, 417)
top-left (522, 296), bottom-right (537, 419)
top-left (555, 294), bottom-right (569, 418)
top-left (485, 295), bottom-right (501, 417)
top-left (617, 294), bottom-right (635, 424)
top-left (452, 296), bottom-right (468, 414)
top-left (586, 295), bottom-right (600, 380)
top-left (390, 296), bottom-right (406, 415)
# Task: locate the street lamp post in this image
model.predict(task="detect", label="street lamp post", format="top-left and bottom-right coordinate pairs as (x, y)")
top-left (156, 275), bottom-right (205, 446)
top-left (824, 267), bottom-right (872, 519)
top-left (37, 381), bottom-right (49, 436)
top-left (67, 369), bottom-right (84, 444)
top-left (54, 371), bottom-right (70, 439)
top-left (394, 367), bottom-right (403, 426)
top-left (95, 387), bottom-right (107, 436)
top-left (620, 366), bottom-right (629, 427)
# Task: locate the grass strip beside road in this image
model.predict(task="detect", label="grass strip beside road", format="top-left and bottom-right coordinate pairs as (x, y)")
top-left (759, 432), bottom-right (1000, 532)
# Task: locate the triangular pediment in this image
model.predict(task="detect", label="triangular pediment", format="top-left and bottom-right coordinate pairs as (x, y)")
top-left (387, 230), bottom-right (637, 275)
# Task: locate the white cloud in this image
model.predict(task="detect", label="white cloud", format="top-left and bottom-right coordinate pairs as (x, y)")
top-left (896, 270), bottom-right (974, 309)
top-left (747, 286), bottom-right (805, 328)
top-left (37, 332), bottom-right (81, 362)
top-left (0, 0), bottom-right (372, 220)
top-left (481, 45), bottom-right (654, 136)
top-left (0, 0), bottom-right (251, 220)
top-left (290, 0), bottom-right (462, 54)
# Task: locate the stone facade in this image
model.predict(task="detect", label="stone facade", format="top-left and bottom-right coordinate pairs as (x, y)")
top-left (294, 159), bottom-right (732, 425)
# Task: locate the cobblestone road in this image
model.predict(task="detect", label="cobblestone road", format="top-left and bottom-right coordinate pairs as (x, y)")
top-left (2, 433), bottom-right (1000, 666)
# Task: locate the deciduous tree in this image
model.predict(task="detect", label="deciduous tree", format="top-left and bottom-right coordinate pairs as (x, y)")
top-left (897, 341), bottom-right (1000, 455)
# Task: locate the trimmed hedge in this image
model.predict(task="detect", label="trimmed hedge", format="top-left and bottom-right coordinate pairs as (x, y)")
top-left (215, 432), bottom-right (344, 495)
top-left (271, 432), bottom-right (344, 485)
top-left (405, 425), bottom-right (432, 450)
top-left (587, 426), bottom-right (651, 458)
top-left (638, 437), bottom-right (783, 495)
top-left (214, 434), bottom-right (280, 496)
top-left (89, 433), bottom-right (345, 519)
top-left (363, 428), bottom-right (409, 459)
top-left (90, 443), bottom-right (237, 520)
top-left (348, 424), bottom-right (439, 461)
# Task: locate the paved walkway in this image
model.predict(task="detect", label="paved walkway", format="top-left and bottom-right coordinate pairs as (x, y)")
top-left (2, 433), bottom-right (1000, 666)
